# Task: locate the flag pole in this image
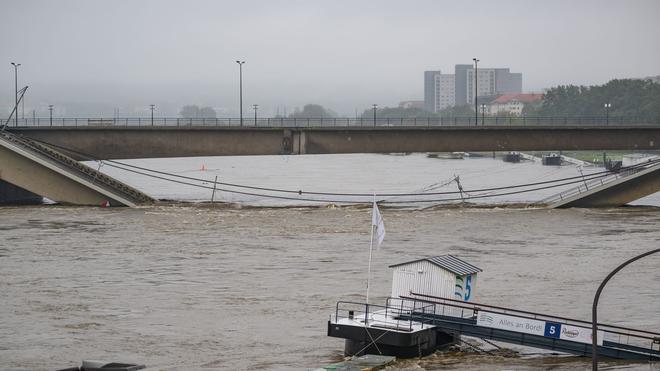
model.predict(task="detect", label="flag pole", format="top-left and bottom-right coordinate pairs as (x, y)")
top-left (366, 193), bottom-right (376, 304)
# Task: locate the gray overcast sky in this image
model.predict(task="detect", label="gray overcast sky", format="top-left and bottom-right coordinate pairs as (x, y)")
top-left (1, 0), bottom-right (659, 116)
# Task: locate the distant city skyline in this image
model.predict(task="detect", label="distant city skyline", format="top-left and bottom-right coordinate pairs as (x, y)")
top-left (425, 64), bottom-right (523, 113)
top-left (1, 0), bottom-right (659, 116)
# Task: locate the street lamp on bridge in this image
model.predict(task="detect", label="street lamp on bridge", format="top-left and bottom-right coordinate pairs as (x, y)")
top-left (253, 104), bottom-right (258, 126)
top-left (480, 104), bottom-right (486, 126)
top-left (48, 105), bottom-right (54, 127)
top-left (236, 60), bottom-right (245, 127)
top-left (372, 104), bottom-right (378, 127)
top-left (472, 58), bottom-right (479, 127)
top-left (604, 103), bottom-right (611, 125)
top-left (11, 62), bottom-right (21, 127)
top-left (150, 104), bottom-right (155, 126)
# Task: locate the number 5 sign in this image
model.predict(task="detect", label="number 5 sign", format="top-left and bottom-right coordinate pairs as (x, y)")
top-left (544, 322), bottom-right (562, 339)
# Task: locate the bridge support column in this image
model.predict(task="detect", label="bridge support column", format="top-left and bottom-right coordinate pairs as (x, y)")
top-left (291, 130), bottom-right (307, 155)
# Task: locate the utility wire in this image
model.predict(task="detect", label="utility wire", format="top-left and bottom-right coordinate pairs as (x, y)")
top-left (25, 135), bottom-right (643, 197)
top-left (101, 156), bottom-right (648, 197)
top-left (22, 135), bottom-right (660, 204)
top-left (102, 160), bottom-right (643, 205)
top-left (103, 158), bottom-right (653, 200)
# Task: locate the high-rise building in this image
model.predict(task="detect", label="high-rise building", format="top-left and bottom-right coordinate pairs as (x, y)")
top-left (434, 74), bottom-right (455, 111)
top-left (453, 64), bottom-right (472, 107)
top-left (463, 67), bottom-right (522, 105)
top-left (424, 71), bottom-right (441, 112)
top-left (424, 64), bottom-right (523, 112)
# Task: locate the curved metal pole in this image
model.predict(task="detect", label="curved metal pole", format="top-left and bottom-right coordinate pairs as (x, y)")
top-left (592, 248), bottom-right (660, 371)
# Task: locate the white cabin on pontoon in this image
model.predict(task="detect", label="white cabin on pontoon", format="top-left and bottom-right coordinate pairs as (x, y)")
top-left (389, 255), bottom-right (482, 302)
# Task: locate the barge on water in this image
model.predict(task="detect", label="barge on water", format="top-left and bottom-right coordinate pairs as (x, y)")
top-left (327, 255), bottom-right (482, 358)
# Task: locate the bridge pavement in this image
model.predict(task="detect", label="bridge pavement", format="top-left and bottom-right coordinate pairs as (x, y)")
top-left (9, 125), bottom-right (660, 160)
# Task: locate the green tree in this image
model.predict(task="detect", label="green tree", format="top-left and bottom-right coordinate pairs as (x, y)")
top-left (199, 106), bottom-right (217, 118)
top-left (289, 104), bottom-right (337, 118)
top-left (180, 105), bottom-right (217, 118)
top-left (180, 105), bottom-right (200, 118)
top-left (360, 106), bottom-right (435, 118)
top-left (437, 104), bottom-right (473, 117)
top-left (536, 79), bottom-right (660, 118)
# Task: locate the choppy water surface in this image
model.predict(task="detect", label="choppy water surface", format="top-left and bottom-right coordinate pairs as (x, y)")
top-left (1, 155), bottom-right (660, 370)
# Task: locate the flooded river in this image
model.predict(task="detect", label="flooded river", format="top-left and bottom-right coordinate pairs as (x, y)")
top-left (1, 154), bottom-right (659, 370)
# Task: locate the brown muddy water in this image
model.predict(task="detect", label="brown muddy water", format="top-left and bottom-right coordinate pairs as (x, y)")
top-left (1, 205), bottom-right (659, 370)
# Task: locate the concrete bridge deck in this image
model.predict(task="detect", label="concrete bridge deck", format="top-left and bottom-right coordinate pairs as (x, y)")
top-left (9, 122), bottom-right (660, 160)
top-left (0, 130), bottom-right (154, 206)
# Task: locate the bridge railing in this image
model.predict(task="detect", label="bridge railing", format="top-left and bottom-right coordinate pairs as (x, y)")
top-left (539, 159), bottom-right (660, 205)
top-left (332, 299), bottom-right (437, 332)
top-left (6, 116), bottom-right (660, 128)
top-left (404, 293), bottom-right (660, 355)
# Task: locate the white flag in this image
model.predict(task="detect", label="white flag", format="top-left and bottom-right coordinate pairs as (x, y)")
top-left (372, 201), bottom-right (385, 247)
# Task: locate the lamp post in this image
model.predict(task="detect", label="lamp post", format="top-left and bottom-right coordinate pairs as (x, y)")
top-left (592, 248), bottom-right (660, 370)
top-left (236, 60), bottom-right (245, 127)
top-left (11, 62), bottom-right (21, 127)
top-left (48, 105), bottom-right (54, 127)
top-left (149, 104), bottom-right (155, 126)
top-left (473, 58), bottom-right (479, 127)
top-left (480, 104), bottom-right (486, 126)
top-left (252, 104), bottom-right (258, 126)
top-left (372, 104), bottom-right (378, 127)
top-left (604, 103), bottom-right (611, 125)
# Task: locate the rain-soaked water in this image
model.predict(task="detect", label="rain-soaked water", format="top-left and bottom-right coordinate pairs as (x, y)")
top-left (1, 154), bottom-right (659, 370)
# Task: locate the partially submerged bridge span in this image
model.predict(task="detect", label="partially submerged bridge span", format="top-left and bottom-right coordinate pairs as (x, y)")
top-left (543, 160), bottom-right (660, 208)
top-left (0, 131), bottom-right (153, 206)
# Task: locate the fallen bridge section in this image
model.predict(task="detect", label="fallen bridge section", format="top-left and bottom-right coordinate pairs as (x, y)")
top-left (543, 160), bottom-right (660, 208)
top-left (0, 131), bottom-right (154, 206)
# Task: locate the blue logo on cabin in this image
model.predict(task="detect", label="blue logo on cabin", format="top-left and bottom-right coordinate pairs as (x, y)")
top-left (454, 274), bottom-right (473, 301)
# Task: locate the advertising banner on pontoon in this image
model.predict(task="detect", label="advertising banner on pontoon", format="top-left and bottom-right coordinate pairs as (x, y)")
top-left (477, 312), bottom-right (604, 345)
top-left (545, 321), bottom-right (604, 345)
top-left (476, 311), bottom-right (545, 336)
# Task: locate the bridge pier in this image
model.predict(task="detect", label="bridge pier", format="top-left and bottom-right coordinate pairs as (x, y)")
top-left (291, 130), bottom-right (307, 155)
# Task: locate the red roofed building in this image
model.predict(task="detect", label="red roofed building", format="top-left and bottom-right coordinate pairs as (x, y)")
top-left (488, 93), bottom-right (544, 116)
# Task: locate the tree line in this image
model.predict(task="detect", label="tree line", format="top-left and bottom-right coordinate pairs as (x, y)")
top-left (525, 79), bottom-right (660, 117)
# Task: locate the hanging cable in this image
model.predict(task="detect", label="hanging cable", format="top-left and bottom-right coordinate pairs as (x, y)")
top-left (25, 136), bottom-right (647, 197)
top-left (20, 135), bottom-right (660, 204)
